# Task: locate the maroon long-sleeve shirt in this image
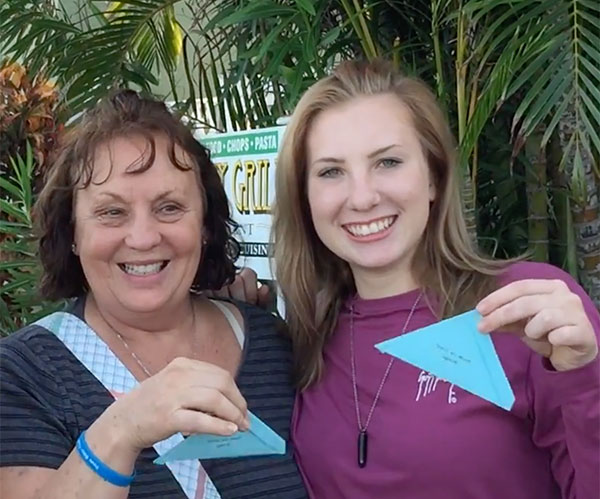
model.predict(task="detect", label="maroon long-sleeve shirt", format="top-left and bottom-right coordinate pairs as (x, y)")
top-left (293, 262), bottom-right (600, 498)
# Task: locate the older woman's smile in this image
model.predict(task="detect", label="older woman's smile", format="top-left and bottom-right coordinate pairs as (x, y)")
top-left (118, 261), bottom-right (170, 276)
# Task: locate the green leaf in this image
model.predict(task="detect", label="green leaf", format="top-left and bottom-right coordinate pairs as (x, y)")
top-left (294, 0), bottom-right (316, 16)
top-left (0, 276), bottom-right (38, 295)
top-left (578, 38), bottom-right (600, 63)
top-left (256, 16), bottom-right (294, 61)
top-left (505, 33), bottom-right (567, 100)
top-left (580, 55), bottom-right (600, 87)
top-left (469, 1), bottom-right (554, 64)
top-left (0, 200), bottom-right (29, 225)
top-left (129, 60), bottom-right (160, 85)
top-left (0, 240), bottom-right (36, 255)
top-left (578, 106), bottom-right (600, 157)
top-left (264, 37), bottom-right (295, 80)
top-left (511, 51), bottom-right (567, 133)
top-left (519, 72), bottom-right (571, 138)
top-left (216, 2), bottom-right (296, 27)
top-left (121, 63), bottom-right (153, 90)
top-left (578, 6), bottom-right (600, 29)
top-left (0, 260), bottom-right (40, 271)
top-left (0, 178), bottom-right (22, 200)
top-left (319, 26), bottom-right (341, 47)
top-left (87, 0), bottom-right (111, 25)
top-left (21, 143), bottom-right (34, 209)
top-left (460, 48), bottom-right (514, 163)
top-left (578, 0), bottom-right (600, 11)
top-left (203, 4), bottom-right (239, 32)
top-left (579, 72), bottom-right (600, 114)
top-left (579, 24), bottom-right (600, 50)
top-left (181, 35), bottom-right (197, 119)
top-left (541, 89), bottom-right (573, 148)
top-left (0, 221), bottom-right (33, 235)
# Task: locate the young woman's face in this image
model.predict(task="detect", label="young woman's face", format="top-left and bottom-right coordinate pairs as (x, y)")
top-left (306, 93), bottom-right (435, 290)
top-left (73, 133), bottom-right (204, 316)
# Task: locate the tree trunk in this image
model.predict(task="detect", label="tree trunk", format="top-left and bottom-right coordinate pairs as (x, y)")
top-left (558, 113), bottom-right (600, 308)
top-left (572, 187), bottom-right (600, 308)
top-left (461, 166), bottom-right (478, 244)
top-left (547, 131), bottom-right (578, 276)
top-left (525, 127), bottom-right (549, 262)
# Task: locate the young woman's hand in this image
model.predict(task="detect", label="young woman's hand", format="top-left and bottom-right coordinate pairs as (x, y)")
top-left (210, 267), bottom-right (272, 309)
top-left (476, 279), bottom-right (598, 372)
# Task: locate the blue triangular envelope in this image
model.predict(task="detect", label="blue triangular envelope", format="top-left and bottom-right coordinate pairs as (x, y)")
top-left (375, 309), bottom-right (515, 410)
top-left (154, 411), bottom-right (286, 464)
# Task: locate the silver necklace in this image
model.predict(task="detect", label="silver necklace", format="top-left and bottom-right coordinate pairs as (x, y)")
top-left (113, 329), bottom-right (153, 378)
top-left (109, 303), bottom-right (197, 379)
top-left (350, 291), bottom-right (423, 468)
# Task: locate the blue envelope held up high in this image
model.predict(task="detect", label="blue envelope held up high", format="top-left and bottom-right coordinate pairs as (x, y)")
top-left (375, 309), bottom-right (515, 410)
top-left (154, 411), bottom-right (286, 464)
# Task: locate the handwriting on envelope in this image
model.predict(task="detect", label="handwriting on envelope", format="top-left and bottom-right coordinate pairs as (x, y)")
top-left (154, 411), bottom-right (286, 464)
top-left (435, 343), bottom-right (472, 366)
top-left (375, 309), bottom-right (515, 410)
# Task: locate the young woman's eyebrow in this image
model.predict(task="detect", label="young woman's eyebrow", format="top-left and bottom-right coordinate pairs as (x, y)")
top-left (312, 144), bottom-right (402, 166)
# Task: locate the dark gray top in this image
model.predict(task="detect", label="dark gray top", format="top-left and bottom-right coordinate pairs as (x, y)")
top-left (0, 298), bottom-right (307, 498)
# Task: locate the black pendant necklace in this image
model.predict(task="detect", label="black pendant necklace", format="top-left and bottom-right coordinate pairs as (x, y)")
top-left (350, 291), bottom-right (423, 468)
top-left (357, 430), bottom-right (368, 468)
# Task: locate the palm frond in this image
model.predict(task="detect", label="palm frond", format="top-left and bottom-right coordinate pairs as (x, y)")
top-left (460, 0), bottom-right (599, 196)
top-left (0, 144), bottom-right (63, 334)
top-left (0, 0), bottom-right (186, 114)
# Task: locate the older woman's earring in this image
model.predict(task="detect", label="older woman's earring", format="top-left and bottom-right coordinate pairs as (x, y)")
top-left (71, 243), bottom-right (77, 254)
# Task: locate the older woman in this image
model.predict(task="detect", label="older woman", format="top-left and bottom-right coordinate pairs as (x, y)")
top-left (269, 60), bottom-right (599, 498)
top-left (0, 91), bottom-right (306, 499)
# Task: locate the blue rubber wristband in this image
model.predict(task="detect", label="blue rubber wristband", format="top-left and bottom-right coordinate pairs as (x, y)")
top-left (76, 431), bottom-right (135, 487)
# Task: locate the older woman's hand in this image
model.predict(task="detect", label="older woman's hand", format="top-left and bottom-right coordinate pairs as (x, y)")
top-left (476, 279), bottom-right (598, 372)
top-left (102, 357), bottom-right (249, 453)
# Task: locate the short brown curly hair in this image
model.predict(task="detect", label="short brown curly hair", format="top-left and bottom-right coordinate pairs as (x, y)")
top-left (35, 89), bottom-right (239, 300)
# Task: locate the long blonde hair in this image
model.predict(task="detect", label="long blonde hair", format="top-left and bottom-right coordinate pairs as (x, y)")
top-left (273, 59), bottom-right (512, 389)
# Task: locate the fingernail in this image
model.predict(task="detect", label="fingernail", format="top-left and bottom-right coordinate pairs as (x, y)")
top-left (240, 417), bottom-right (250, 431)
top-left (227, 423), bottom-right (238, 434)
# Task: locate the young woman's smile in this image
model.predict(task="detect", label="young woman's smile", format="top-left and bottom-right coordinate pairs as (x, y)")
top-left (342, 214), bottom-right (398, 240)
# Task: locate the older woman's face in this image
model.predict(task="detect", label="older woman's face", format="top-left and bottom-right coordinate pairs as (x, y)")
top-left (73, 133), bottom-right (204, 316)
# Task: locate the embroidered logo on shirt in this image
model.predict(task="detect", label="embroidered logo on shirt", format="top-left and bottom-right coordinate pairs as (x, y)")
top-left (415, 370), bottom-right (458, 404)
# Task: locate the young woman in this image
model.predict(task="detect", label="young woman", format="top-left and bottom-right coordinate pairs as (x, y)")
top-left (272, 59), bottom-right (599, 498)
